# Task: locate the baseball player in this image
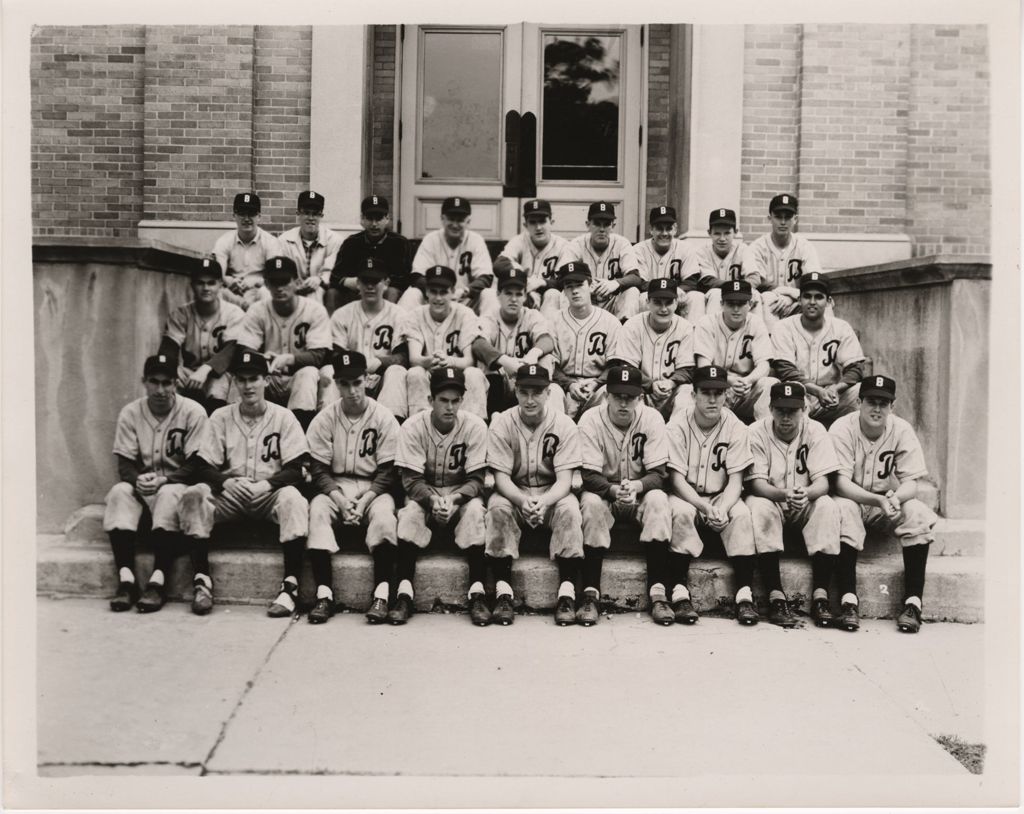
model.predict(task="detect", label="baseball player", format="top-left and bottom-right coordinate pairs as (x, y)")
top-left (829, 375), bottom-right (937, 633)
top-left (329, 195), bottom-right (411, 312)
top-left (609, 277), bottom-right (695, 421)
top-left (178, 347), bottom-right (310, 618)
top-left (549, 262), bottom-right (622, 419)
top-left (277, 190), bottom-right (342, 304)
top-left (744, 381), bottom-right (841, 628)
top-left (485, 363), bottom-right (584, 626)
top-left (494, 199), bottom-right (570, 320)
top-left (321, 257), bottom-right (406, 406)
top-left (770, 272), bottom-right (866, 427)
top-left (746, 194), bottom-right (822, 325)
top-left (305, 350), bottom-right (401, 625)
top-left (665, 366), bottom-right (757, 625)
top-left (402, 197), bottom-right (496, 315)
top-left (212, 192), bottom-right (283, 309)
top-left (633, 205), bottom-right (706, 321)
top-left (692, 280), bottom-right (775, 422)
top-left (105, 354), bottom-right (208, 613)
top-left (395, 367), bottom-right (489, 625)
top-left (159, 257), bottom-right (245, 413)
top-left (231, 256), bottom-right (332, 430)
top-left (560, 201), bottom-right (643, 321)
top-left (472, 267), bottom-right (562, 416)
top-left (379, 265), bottom-right (488, 420)
top-left (700, 208), bottom-right (763, 318)
top-left (578, 365), bottom-right (673, 626)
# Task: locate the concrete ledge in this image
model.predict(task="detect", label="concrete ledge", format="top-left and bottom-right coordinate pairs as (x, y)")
top-left (33, 237), bottom-right (202, 273)
top-left (38, 534), bottom-right (984, 623)
top-left (827, 254), bottom-right (990, 294)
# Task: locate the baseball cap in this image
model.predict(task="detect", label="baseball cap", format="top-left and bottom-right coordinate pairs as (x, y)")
top-left (649, 205), bottom-right (677, 225)
top-left (356, 256), bottom-right (389, 281)
top-left (770, 381), bottom-right (806, 409)
top-left (558, 262), bottom-right (592, 285)
top-left (361, 195), bottom-right (390, 217)
top-left (515, 363), bottom-right (550, 388)
top-left (709, 208), bottom-right (738, 228)
top-left (721, 279), bottom-right (753, 302)
top-left (496, 268), bottom-right (529, 291)
top-left (860, 374), bottom-right (896, 402)
top-left (230, 347), bottom-right (269, 376)
top-left (263, 256), bottom-right (298, 283)
top-left (297, 190), bottom-right (325, 212)
top-left (769, 194), bottom-right (798, 215)
top-left (441, 196), bottom-right (471, 216)
top-left (648, 277), bottom-right (678, 299)
top-left (192, 256), bottom-right (223, 281)
top-left (692, 365), bottom-right (730, 391)
top-left (431, 367), bottom-right (467, 395)
top-left (799, 271), bottom-right (830, 296)
top-left (423, 265), bottom-right (457, 288)
top-left (606, 364), bottom-right (644, 396)
top-left (233, 192), bottom-right (261, 214)
top-left (331, 349), bottom-right (368, 380)
top-left (588, 201), bottom-right (615, 221)
top-left (523, 199), bottom-right (552, 218)
top-left (143, 353), bottom-right (177, 378)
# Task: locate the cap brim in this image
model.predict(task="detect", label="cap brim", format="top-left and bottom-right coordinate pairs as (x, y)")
top-left (800, 283), bottom-right (829, 295)
top-left (362, 208), bottom-right (388, 216)
top-left (694, 381), bottom-right (730, 391)
top-left (648, 291), bottom-right (678, 300)
top-left (771, 397), bottom-right (805, 408)
top-left (651, 217), bottom-right (676, 226)
top-left (607, 383), bottom-right (643, 396)
top-left (357, 272), bottom-right (387, 281)
top-left (859, 387), bottom-right (894, 401)
top-left (515, 377), bottom-right (550, 388)
top-left (264, 273), bottom-right (294, 284)
top-left (431, 382), bottom-right (467, 395)
top-left (333, 367), bottom-right (368, 380)
top-left (232, 364), bottom-right (266, 376)
top-left (721, 294), bottom-right (752, 302)
top-left (498, 282), bottom-right (527, 291)
top-left (771, 206), bottom-right (797, 215)
top-left (561, 274), bottom-right (591, 284)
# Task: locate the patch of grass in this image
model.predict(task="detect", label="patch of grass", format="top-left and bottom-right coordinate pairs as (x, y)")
top-left (934, 734), bottom-right (986, 774)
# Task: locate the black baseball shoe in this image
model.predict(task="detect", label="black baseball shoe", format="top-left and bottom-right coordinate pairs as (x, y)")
top-left (554, 595), bottom-right (576, 626)
top-left (736, 600), bottom-right (759, 625)
top-left (307, 597), bottom-right (335, 625)
top-left (768, 598), bottom-right (798, 628)
top-left (839, 602), bottom-right (860, 632)
top-left (576, 591), bottom-right (600, 626)
top-left (469, 593), bottom-right (492, 626)
top-left (492, 594), bottom-right (515, 626)
top-left (650, 598), bottom-right (675, 626)
top-left (110, 580), bottom-right (139, 612)
top-left (388, 594), bottom-right (414, 625)
top-left (136, 582), bottom-right (166, 614)
top-left (672, 597), bottom-right (699, 625)
top-left (267, 581), bottom-right (299, 618)
top-left (365, 597), bottom-right (389, 624)
top-left (191, 578), bottom-right (214, 616)
top-left (897, 603), bottom-right (922, 634)
top-left (811, 597), bottom-right (834, 628)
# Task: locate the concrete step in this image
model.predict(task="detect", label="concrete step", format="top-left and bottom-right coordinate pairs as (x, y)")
top-left (38, 533), bottom-right (984, 623)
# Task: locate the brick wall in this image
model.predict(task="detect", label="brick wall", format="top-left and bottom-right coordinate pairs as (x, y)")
top-left (906, 25), bottom-right (990, 257)
top-left (740, 24), bottom-right (802, 236)
top-left (31, 25), bottom-right (145, 238)
top-left (367, 25), bottom-right (397, 207)
top-left (253, 26), bottom-right (313, 233)
top-left (644, 24), bottom-right (672, 223)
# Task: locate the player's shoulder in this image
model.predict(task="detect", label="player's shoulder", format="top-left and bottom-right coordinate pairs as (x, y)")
top-left (888, 413), bottom-right (922, 443)
top-left (828, 410), bottom-right (859, 437)
top-left (208, 402), bottom-right (236, 428)
top-left (802, 416), bottom-right (831, 442)
top-left (243, 299), bottom-right (272, 321)
top-left (773, 313), bottom-right (802, 335)
top-left (219, 300), bottom-right (246, 320)
top-left (333, 300), bottom-right (360, 320)
top-left (577, 403), bottom-right (604, 430)
top-left (265, 400), bottom-right (300, 425)
top-left (823, 312), bottom-right (857, 335)
top-left (277, 226), bottom-right (301, 244)
top-left (694, 312), bottom-right (718, 331)
top-left (748, 416), bottom-right (774, 441)
top-left (365, 396), bottom-right (400, 428)
top-left (619, 312), bottom-right (646, 333)
top-left (117, 396), bottom-right (148, 422)
top-left (610, 233), bottom-right (633, 250)
top-left (669, 313), bottom-right (694, 334)
top-left (457, 410), bottom-right (489, 435)
top-left (744, 312), bottom-right (770, 333)
top-left (595, 308), bottom-right (623, 329)
top-left (718, 406), bottom-right (747, 434)
top-left (175, 394), bottom-right (209, 419)
top-left (212, 229), bottom-right (237, 249)
top-left (637, 403), bottom-right (668, 429)
top-left (466, 229), bottom-right (489, 247)
top-left (297, 296), bottom-right (329, 319)
top-left (489, 406), bottom-right (517, 434)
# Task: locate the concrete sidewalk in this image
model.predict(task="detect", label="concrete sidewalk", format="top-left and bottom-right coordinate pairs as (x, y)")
top-left (37, 596), bottom-right (983, 786)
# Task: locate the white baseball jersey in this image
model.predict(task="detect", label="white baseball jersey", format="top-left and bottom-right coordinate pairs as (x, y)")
top-left (771, 313), bottom-right (866, 387)
top-left (200, 402), bottom-right (308, 481)
top-left (306, 397), bottom-right (399, 478)
top-left (478, 308), bottom-right (554, 360)
top-left (212, 228), bottom-right (283, 283)
top-left (693, 312), bottom-right (773, 376)
top-left (552, 306), bottom-right (622, 379)
top-left (829, 411), bottom-right (929, 495)
top-left (395, 409), bottom-right (488, 488)
top-left (633, 238), bottom-right (701, 283)
top-left (112, 395), bottom-right (207, 475)
top-left (579, 402), bottom-right (669, 481)
top-left (696, 241), bottom-right (748, 283)
top-left (500, 232), bottom-right (571, 291)
top-left (399, 302), bottom-right (481, 357)
top-left (330, 300), bottom-right (404, 360)
top-left (612, 313), bottom-right (695, 381)
top-left (667, 406), bottom-right (752, 497)
top-left (561, 233), bottom-right (639, 283)
top-left (164, 300), bottom-right (246, 368)
top-left (745, 415), bottom-right (838, 489)
top-left (746, 234), bottom-right (822, 290)
top-left (412, 229), bottom-right (492, 288)
top-left (233, 297), bottom-right (332, 356)
top-left (278, 225), bottom-right (343, 283)
top-left (488, 406), bottom-right (583, 489)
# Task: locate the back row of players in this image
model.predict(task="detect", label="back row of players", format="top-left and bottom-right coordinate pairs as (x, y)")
top-left (103, 189), bottom-right (937, 634)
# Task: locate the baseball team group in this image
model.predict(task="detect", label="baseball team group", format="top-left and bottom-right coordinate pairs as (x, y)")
top-left (101, 188), bottom-right (938, 634)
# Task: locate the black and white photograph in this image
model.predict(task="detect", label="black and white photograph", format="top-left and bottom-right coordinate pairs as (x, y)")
top-left (2, 0), bottom-right (1019, 811)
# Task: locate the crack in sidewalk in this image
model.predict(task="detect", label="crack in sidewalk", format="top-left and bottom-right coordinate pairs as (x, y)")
top-left (198, 613), bottom-right (299, 776)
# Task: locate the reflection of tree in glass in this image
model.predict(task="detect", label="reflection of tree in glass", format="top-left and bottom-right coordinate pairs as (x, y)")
top-left (543, 37), bottom-right (620, 180)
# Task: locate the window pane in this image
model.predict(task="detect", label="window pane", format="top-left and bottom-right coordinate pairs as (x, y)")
top-left (420, 31), bottom-right (503, 180)
top-left (542, 34), bottom-right (621, 182)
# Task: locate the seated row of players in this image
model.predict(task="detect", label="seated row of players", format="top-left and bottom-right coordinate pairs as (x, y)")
top-left (212, 189), bottom-right (818, 330)
top-left (162, 247), bottom-right (864, 438)
top-left (104, 347), bottom-right (936, 635)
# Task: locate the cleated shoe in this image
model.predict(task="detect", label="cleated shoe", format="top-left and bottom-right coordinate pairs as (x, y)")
top-left (110, 581), bottom-right (139, 612)
top-left (736, 600), bottom-right (759, 626)
top-left (136, 582), bottom-right (166, 614)
top-left (365, 597), bottom-right (389, 624)
top-left (650, 598), bottom-right (675, 626)
top-left (267, 581), bottom-right (298, 618)
top-left (839, 602), bottom-right (860, 632)
top-left (191, 579), bottom-right (214, 616)
top-left (672, 597), bottom-right (699, 625)
top-left (554, 595), bottom-right (576, 626)
top-left (492, 594), bottom-right (516, 626)
top-left (576, 592), bottom-right (600, 627)
top-left (768, 598), bottom-right (798, 628)
top-left (811, 598), bottom-right (834, 628)
top-left (896, 603), bottom-right (922, 634)
top-left (307, 597), bottom-right (335, 625)
top-left (469, 593), bottom-right (492, 626)
top-left (388, 594), bottom-right (414, 625)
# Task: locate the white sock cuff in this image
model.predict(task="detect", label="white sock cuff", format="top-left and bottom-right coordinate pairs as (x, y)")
top-left (119, 567), bottom-right (135, 583)
top-left (274, 589), bottom-right (296, 612)
top-left (398, 579), bottom-right (414, 599)
top-left (467, 581), bottom-right (485, 600)
top-left (812, 588), bottom-right (828, 601)
top-left (373, 581), bottom-right (390, 601)
top-left (671, 584), bottom-right (690, 602)
top-left (905, 595), bottom-right (922, 610)
top-left (495, 580), bottom-right (514, 598)
top-left (148, 569), bottom-right (165, 586)
top-left (316, 584), bottom-right (334, 600)
top-left (769, 589), bottom-right (787, 602)
top-left (649, 582), bottom-right (667, 600)
top-left (583, 587), bottom-right (599, 598)
top-left (735, 586), bottom-right (753, 604)
top-left (194, 573), bottom-right (212, 589)
top-left (841, 592), bottom-right (858, 606)
top-left (558, 581), bottom-right (576, 600)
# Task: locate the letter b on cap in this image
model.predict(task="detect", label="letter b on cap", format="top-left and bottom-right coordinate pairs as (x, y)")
top-left (876, 376), bottom-right (884, 387)
top-left (784, 385), bottom-right (792, 396)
